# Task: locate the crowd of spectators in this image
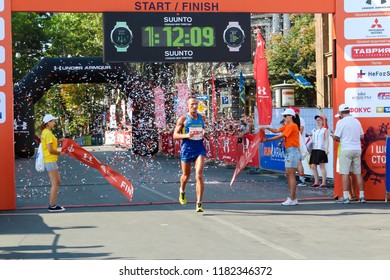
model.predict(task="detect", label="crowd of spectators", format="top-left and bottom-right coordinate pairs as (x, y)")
top-left (159, 113), bottom-right (255, 139)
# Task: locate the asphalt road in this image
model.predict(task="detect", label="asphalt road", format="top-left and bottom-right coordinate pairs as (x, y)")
top-left (1, 145), bottom-right (389, 260)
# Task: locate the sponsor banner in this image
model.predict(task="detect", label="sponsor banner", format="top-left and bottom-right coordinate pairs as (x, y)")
top-left (344, 0), bottom-right (390, 13)
top-left (344, 16), bottom-right (390, 40)
top-left (344, 65), bottom-right (390, 83)
top-left (344, 44), bottom-right (390, 61)
top-left (159, 132), bottom-right (176, 155)
top-left (387, 136), bottom-right (390, 192)
top-left (260, 135), bottom-right (286, 172)
top-left (216, 134), bottom-right (239, 163)
top-left (0, 91), bottom-right (4, 123)
top-left (335, 0), bottom-right (389, 200)
top-left (345, 87), bottom-right (390, 117)
top-left (204, 136), bottom-right (217, 160)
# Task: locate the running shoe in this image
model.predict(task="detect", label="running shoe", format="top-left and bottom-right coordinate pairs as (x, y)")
top-left (335, 197), bottom-right (350, 204)
top-left (297, 180), bottom-right (306, 187)
top-left (196, 203), bottom-right (204, 212)
top-left (48, 205), bottom-right (65, 212)
top-left (281, 197), bottom-right (298, 206)
top-left (179, 192), bottom-right (187, 205)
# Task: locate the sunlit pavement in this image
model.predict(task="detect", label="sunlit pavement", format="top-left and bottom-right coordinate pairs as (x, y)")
top-left (1, 145), bottom-right (389, 260)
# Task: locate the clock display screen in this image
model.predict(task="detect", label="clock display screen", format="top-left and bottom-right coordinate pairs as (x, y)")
top-left (142, 26), bottom-right (215, 47)
top-left (103, 12), bottom-right (251, 62)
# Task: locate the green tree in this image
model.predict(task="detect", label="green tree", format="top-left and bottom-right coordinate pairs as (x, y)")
top-left (44, 13), bottom-right (103, 57)
top-left (266, 14), bottom-right (316, 106)
top-left (12, 12), bottom-right (52, 82)
top-left (32, 13), bottom-right (107, 136)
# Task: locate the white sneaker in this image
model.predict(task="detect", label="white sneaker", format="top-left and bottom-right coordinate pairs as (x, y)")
top-left (297, 180), bottom-right (306, 187)
top-left (282, 197), bottom-right (298, 206)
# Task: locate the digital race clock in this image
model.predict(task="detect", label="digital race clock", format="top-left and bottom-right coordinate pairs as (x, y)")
top-left (103, 12), bottom-right (251, 62)
top-left (142, 26), bottom-right (215, 47)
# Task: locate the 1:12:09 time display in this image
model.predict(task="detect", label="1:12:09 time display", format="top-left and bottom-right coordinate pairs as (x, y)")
top-left (142, 26), bottom-right (215, 47)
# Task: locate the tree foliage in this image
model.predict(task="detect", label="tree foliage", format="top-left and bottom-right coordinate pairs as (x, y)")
top-left (12, 12), bottom-right (106, 136)
top-left (12, 12), bottom-right (52, 82)
top-left (266, 14), bottom-right (316, 106)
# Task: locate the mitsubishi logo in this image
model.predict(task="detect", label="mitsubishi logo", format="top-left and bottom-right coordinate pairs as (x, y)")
top-left (371, 18), bottom-right (383, 28)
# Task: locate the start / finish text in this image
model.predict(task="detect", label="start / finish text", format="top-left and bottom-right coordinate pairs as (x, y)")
top-left (134, 1), bottom-right (219, 12)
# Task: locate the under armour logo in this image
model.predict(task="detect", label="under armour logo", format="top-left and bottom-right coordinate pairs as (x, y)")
top-left (67, 144), bottom-right (75, 153)
top-left (366, 0), bottom-right (387, 4)
top-left (257, 86), bottom-right (267, 95)
top-left (83, 153), bottom-right (93, 162)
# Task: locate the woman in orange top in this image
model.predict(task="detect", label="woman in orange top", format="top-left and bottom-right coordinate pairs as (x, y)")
top-left (262, 108), bottom-right (301, 206)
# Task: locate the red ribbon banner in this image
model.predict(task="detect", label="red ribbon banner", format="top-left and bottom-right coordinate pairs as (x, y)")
top-left (61, 139), bottom-right (134, 200)
top-left (230, 130), bottom-right (265, 187)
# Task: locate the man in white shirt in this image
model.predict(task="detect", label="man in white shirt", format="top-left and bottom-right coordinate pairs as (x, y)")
top-left (331, 104), bottom-right (365, 204)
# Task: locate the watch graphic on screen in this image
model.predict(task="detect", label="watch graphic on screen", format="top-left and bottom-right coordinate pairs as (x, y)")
top-left (110, 21), bottom-right (133, 52)
top-left (223, 21), bottom-right (245, 52)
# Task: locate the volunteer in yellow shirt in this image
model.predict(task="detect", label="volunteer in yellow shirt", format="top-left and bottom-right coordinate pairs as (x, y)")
top-left (40, 114), bottom-right (66, 212)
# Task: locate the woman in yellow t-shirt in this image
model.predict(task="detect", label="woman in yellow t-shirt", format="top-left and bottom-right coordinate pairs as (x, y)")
top-left (40, 114), bottom-right (66, 212)
top-left (261, 108), bottom-right (301, 206)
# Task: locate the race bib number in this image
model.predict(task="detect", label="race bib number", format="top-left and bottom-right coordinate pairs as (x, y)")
top-left (189, 127), bottom-right (203, 140)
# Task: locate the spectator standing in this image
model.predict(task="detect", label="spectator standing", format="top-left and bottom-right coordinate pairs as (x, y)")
top-left (261, 108), bottom-right (300, 206)
top-left (331, 104), bottom-right (365, 203)
top-left (309, 115), bottom-right (329, 187)
top-left (291, 107), bottom-right (307, 187)
top-left (40, 114), bottom-right (66, 212)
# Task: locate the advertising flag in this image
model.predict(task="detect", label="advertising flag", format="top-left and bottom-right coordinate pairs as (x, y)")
top-left (253, 30), bottom-right (272, 126)
top-left (239, 70), bottom-right (246, 104)
top-left (61, 139), bottom-right (134, 200)
top-left (176, 83), bottom-right (190, 118)
top-left (212, 72), bottom-right (217, 123)
top-left (288, 70), bottom-right (313, 88)
top-left (154, 87), bottom-right (166, 129)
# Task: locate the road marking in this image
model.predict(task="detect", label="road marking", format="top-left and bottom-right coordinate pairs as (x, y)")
top-left (140, 185), bottom-right (177, 201)
top-left (210, 215), bottom-right (307, 259)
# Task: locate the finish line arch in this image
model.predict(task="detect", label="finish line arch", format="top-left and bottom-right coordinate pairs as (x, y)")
top-left (14, 56), bottom-right (157, 158)
top-left (3, 0), bottom-right (359, 211)
top-left (0, 0), bottom-right (337, 210)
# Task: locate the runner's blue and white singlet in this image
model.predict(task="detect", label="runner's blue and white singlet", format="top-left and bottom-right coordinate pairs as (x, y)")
top-left (180, 113), bottom-right (206, 162)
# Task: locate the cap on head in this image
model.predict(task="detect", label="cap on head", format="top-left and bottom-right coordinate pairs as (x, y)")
top-left (338, 103), bottom-right (350, 112)
top-left (43, 114), bottom-right (58, 124)
top-left (281, 108), bottom-right (296, 116)
top-left (314, 115), bottom-right (323, 121)
top-left (289, 106), bottom-right (300, 114)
